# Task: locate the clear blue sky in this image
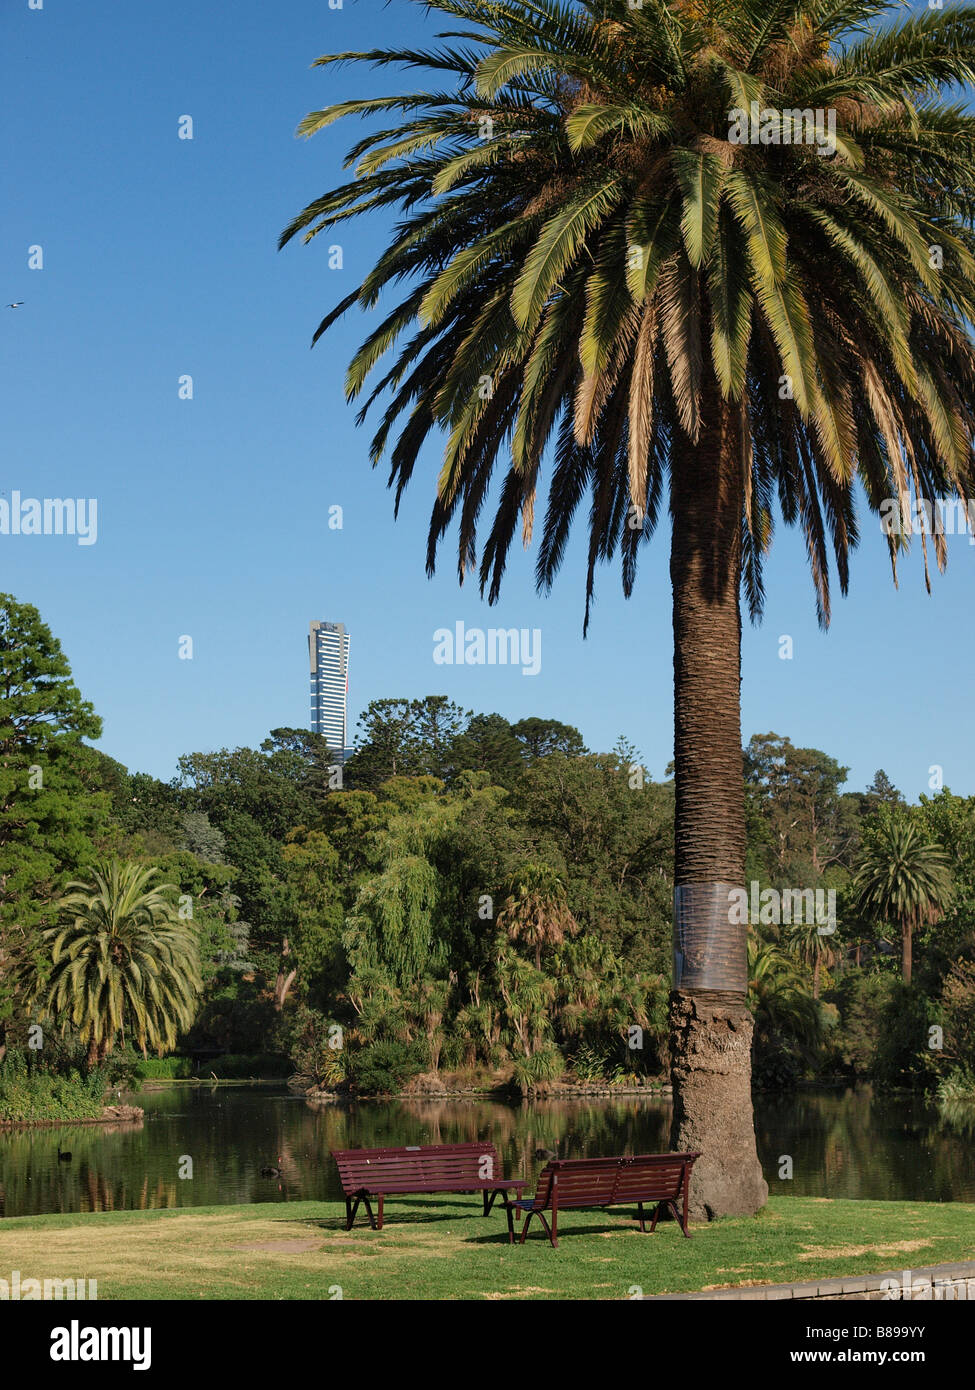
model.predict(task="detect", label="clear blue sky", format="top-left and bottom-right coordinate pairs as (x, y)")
top-left (3, 0), bottom-right (972, 800)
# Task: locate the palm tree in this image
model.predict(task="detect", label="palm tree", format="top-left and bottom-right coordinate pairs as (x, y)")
top-left (747, 932), bottom-right (823, 1057)
top-left (496, 945), bottom-right (556, 1056)
top-left (496, 862), bottom-right (578, 970)
top-left (32, 860), bottom-right (201, 1067)
top-left (283, 0), bottom-right (975, 1217)
top-left (787, 916), bottom-right (839, 999)
top-left (852, 810), bottom-right (952, 983)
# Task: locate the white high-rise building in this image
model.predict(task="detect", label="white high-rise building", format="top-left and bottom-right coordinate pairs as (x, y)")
top-left (309, 620), bottom-right (350, 762)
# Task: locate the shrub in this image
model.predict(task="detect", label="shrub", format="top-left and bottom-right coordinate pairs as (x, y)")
top-left (569, 1043), bottom-right (611, 1082)
top-left (347, 1040), bottom-right (425, 1095)
top-left (510, 1047), bottom-right (565, 1093)
top-left (135, 1056), bottom-right (194, 1080)
top-left (937, 1065), bottom-right (975, 1102)
top-left (828, 970), bottom-right (897, 1076)
top-left (0, 1054), bottom-right (106, 1122)
top-left (873, 981), bottom-right (943, 1090)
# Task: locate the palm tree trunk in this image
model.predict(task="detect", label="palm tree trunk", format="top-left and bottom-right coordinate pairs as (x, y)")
top-left (813, 954), bottom-right (821, 1000)
top-left (667, 379), bottom-right (768, 1221)
top-left (903, 919), bottom-right (912, 985)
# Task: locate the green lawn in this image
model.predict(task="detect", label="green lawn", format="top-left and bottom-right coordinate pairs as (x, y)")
top-left (2, 1196), bottom-right (973, 1300)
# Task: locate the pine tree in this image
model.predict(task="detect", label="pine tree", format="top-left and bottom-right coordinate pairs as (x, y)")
top-left (0, 595), bottom-right (108, 1054)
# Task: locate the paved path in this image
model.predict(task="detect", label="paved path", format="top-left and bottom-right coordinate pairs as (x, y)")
top-left (644, 1260), bottom-right (975, 1300)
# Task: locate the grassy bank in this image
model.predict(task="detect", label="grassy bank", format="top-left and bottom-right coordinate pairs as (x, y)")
top-left (3, 1196), bottom-right (974, 1300)
top-left (0, 1062), bottom-right (105, 1124)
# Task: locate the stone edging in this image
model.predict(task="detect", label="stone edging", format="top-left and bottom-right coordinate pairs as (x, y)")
top-left (644, 1260), bottom-right (975, 1300)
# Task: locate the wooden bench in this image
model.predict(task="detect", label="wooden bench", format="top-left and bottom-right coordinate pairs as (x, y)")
top-left (509, 1152), bottom-right (701, 1247)
top-left (332, 1142), bottom-right (527, 1232)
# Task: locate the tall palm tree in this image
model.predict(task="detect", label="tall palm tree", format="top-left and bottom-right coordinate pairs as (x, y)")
top-left (853, 810), bottom-right (952, 983)
top-left (32, 860), bottom-right (201, 1066)
top-left (283, 0), bottom-right (975, 1216)
top-left (496, 862), bottom-right (578, 969)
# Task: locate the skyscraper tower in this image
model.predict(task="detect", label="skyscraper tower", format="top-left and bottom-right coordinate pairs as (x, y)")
top-left (309, 620), bottom-right (350, 762)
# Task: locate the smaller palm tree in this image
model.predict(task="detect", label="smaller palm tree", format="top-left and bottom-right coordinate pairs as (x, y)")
top-left (853, 812), bottom-right (953, 985)
top-left (36, 860), bottom-right (202, 1066)
top-left (747, 934), bottom-right (822, 1057)
top-left (496, 863), bottom-right (578, 971)
top-left (786, 918), bottom-right (839, 1001)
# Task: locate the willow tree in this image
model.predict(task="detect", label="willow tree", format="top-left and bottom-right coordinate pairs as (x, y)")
top-left (283, 0), bottom-right (975, 1216)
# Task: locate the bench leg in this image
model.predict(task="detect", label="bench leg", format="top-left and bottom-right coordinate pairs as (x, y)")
top-left (649, 1199), bottom-right (691, 1237)
top-left (505, 1201), bottom-right (515, 1244)
top-left (637, 1201), bottom-right (646, 1233)
top-left (376, 1194), bottom-right (384, 1230)
top-left (678, 1196), bottom-right (691, 1238)
top-left (520, 1209), bottom-right (557, 1248)
top-left (345, 1196), bottom-right (358, 1231)
top-left (483, 1189), bottom-right (492, 1216)
top-left (358, 1194), bottom-right (378, 1231)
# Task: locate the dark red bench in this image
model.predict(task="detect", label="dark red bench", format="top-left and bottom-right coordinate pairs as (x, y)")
top-left (509, 1152), bottom-right (701, 1247)
top-left (332, 1142), bottom-right (526, 1232)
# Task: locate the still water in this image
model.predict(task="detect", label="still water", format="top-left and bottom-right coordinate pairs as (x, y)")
top-left (2, 1084), bottom-right (974, 1218)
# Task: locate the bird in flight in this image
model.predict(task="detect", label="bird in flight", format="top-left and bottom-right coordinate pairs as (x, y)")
top-left (5, 302), bottom-right (24, 308)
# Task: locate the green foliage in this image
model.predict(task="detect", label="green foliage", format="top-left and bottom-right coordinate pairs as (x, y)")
top-left (0, 594), bottom-right (110, 1037)
top-left (21, 860), bottom-right (203, 1064)
top-left (136, 1056), bottom-right (195, 1079)
top-left (828, 970), bottom-right (898, 1077)
top-left (936, 1065), bottom-right (975, 1102)
top-left (748, 933), bottom-right (824, 1088)
top-left (0, 1053), bottom-right (105, 1122)
top-left (347, 1039), bottom-right (426, 1095)
top-left (284, 1), bottom-right (975, 634)
top-left (853, 807), bottom-right (953, 982)
top-left (7, 596), bottom-right (975, 1099)
top-left (872, 981), bottom-right (944, 1091)
top-left (510, 1046), bottom-right (565, 1093)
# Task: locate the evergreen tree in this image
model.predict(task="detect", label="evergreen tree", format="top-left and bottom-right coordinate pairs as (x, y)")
top-left (0, 594), bottom-right (108, 1053)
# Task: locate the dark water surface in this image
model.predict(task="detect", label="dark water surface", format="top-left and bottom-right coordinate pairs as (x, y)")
top-left (2, 1084), bottom-right (974, 1218)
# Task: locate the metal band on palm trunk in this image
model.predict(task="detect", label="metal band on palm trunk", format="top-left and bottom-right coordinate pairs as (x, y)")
top-left (673, 883), bottom-right (747, 992)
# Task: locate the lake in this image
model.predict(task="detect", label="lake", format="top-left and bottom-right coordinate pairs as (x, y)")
top-left (2, 1084), bottom-right (974, 1218)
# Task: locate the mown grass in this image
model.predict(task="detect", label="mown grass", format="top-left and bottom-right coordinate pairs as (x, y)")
top-left (2, 1196), bottom-right (974, 1300)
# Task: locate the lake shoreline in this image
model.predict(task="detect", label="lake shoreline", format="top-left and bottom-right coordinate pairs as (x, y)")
top-left (0, 1103), bottom-right (144, 1131)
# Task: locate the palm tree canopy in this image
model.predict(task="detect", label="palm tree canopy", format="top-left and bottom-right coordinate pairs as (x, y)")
top-left (38, 859), bottom-right (202, 1057)
top-left (496, 861), bottom-right (579, 956)
top-left (853, 808), bottom-right (953, 929)
top-left (283, 0), bottom-right (975, 627)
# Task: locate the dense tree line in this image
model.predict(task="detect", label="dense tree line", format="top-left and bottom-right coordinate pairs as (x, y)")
top-left (2, 593), bottom-right (974, 1098)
